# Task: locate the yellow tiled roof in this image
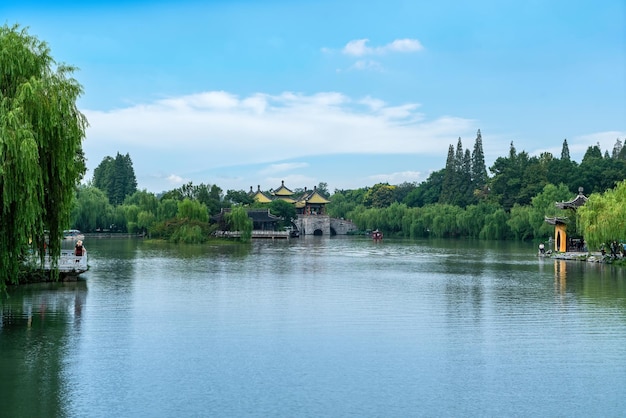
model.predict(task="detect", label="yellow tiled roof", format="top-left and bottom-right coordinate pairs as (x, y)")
top-left (306, 191), bottom-right (330, 204)
top-left (253, 192), bottom-right (272, 203)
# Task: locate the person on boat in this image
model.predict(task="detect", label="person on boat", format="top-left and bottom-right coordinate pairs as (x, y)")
top-left (538, 243), bottom-right (545, 255)
top-left (74, 240), bottom-right (85, 257)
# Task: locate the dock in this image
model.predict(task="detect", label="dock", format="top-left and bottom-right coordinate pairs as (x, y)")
top-left (216, 230), bottom-right (291, 239)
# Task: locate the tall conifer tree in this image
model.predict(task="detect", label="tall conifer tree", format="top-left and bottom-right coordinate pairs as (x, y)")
top-left (560, 139), bottom-right (571, 161)
top-left (440, 144), bottom-right (456, 204)
top-left (471, 129), bottom-right (488, 192)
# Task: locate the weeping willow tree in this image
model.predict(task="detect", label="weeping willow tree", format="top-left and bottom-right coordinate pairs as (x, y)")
top-left (577, 180), bottom-right (626, 250)
top-left (0, 24), bottom-right (87, 288)
top-left (227, 207), bottom-right (253, 242)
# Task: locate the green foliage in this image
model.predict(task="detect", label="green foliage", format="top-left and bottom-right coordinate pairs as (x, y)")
top-left (161, 182), bottom-right (224, 216)
top-left (0, 24), bottom-right (87, 288)
top-left (404, 169), bottom-right (444, 207)
top-left (528, 183), bottom-right (572, 238)
top-left (269, 199), bottom-right (296, 228)
top-left (363, 183), bottom-right (396, 208)
top-left (177, 199), bottom-right (209, 222)
top-left (507, 204), bottom-right (533, 240)
top-left (71, 186), bottom-right (114, 232)
top-left (125, 189), bottom-right (158, 214)
top-left (227, 207), bottom-right (253, 242)
top-left (327, 188), bottom-right (366, 218)
top-left (157, 198), bottom-right (179, 221)
top-left (225, 189), bottom-right (254, 206)
top-left (151, 218), bottom-right (216, 243)
top-left (93, 152), bottom-right (138, 205)
top-left (480, 209), bottom-right (512, 240)
top-left (456, 202), bottom-right (499, 238)
top-left (578, 181), bottom-right (626, 250)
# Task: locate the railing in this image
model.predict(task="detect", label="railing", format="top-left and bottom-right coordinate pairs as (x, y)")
top-left (26, 249), bottom-right (89, 274)
top-left (216, 230), bottom-right (290, 239)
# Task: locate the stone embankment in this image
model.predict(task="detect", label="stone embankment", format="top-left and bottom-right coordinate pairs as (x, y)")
top-left (542, 251), bottom-right (612, 263)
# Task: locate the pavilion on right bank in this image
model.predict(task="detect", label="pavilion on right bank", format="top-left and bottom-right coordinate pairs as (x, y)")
top-left (544, 187), bottom-right (588, 252)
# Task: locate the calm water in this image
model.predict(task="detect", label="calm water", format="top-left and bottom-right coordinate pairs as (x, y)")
top-left (2, 237), bottom-right (625, 417)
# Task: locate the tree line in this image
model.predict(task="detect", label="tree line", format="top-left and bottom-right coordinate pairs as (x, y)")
top-left (328, 133), bottom-right (626, 248)
top-left (72, 130), bottom-right (626, 253)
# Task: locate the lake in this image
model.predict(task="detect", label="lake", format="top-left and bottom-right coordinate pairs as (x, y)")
top-left (2, 237), bottom-right (625, 417)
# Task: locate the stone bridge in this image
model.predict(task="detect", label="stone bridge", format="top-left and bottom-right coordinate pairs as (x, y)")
top-left (294, 215), bottom-right (358, 236)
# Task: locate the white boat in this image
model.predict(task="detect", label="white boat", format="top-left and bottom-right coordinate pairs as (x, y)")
top-left (63, 229), bottom-right (85, 241)
top-left (25, 249), bottom-right (89, 276)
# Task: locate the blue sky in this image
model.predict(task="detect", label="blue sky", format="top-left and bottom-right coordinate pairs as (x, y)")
top-left (3, 0), bottom-right (625, 194)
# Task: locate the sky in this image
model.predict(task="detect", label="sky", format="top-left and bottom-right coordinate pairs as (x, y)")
top-left (2, 0), bottom-right (625, 194)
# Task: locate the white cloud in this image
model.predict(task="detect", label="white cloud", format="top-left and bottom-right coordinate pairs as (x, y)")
top-left (166, 174), bottom-right (188, 186)
top-left (570, 131), bottom-right (626, 157)
top-left (259, 162), bottom-right (309, 175)
top-left (342, 38), bottom-right (424, 56)
top-left (368, 171), bottom-right (423, 184)
top-left (348, 60), bottom-right (384, 72)
top-left (532, 130), bottom-right (626, 162)
top-left (82, 90), bottom-right (474, 192)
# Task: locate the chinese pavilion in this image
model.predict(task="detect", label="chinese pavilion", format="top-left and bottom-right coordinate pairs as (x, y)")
top-left (544, 187), bottom-right (588, 252)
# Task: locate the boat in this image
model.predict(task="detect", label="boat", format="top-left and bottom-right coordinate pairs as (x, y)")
top-left (63, 229), bottom-right (85, 241)
top-left (25, 249), bottom-right (89, 276)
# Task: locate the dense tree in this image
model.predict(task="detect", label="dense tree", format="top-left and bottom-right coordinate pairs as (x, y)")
top-left (489, 142), bottom-right (521, 211)
top-left (612, 138), bottom-right (623, 159)
top-left (0, 25), bottom-right (87, 287)
top-left (93, 152), bottom-right (138, 205)
top-left (316, 182), bottom-right (329, 197)
top-left (439, 144), bottom-right (457, 205)
top-left (439, 134), bottom-right (482, 208)
top-left (578, 180), bottom-right (626, 250)
top-left (577, 145), bottom-right (626, 194)
top-left (393, 182), bottom-right (417, 204)
top-left (224, 189), bottom-right (254, 206)
top-left (177, 198), bottom-right (209, 222)
top-left (71, 186), bottom-right (114, 232)
top-left (560, 139), bottom-right (571, 161)
top-left (471, 129), bottom-right (488, 192)
top-left (269, 199), bottom-right (297, 228)
top-left (404, 169), bottom-right (445, 207)
top-left (161, 182), bottom-right (224, 215)
top-left (227, 207), bottom-right (253, 242)
top-left (157, 198), bottom-right (179, 221)
top-left (124, 189), bottom-right (159, 215)
top-left (363, 183), bottom-right (396, 208)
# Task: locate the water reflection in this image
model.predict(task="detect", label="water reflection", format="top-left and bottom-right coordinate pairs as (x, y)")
top-left (555, 259), bottom-right (567, 295)
top-left (0, 281), bottom-right (86, 417)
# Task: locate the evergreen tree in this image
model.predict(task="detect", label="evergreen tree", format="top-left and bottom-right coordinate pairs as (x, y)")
top-left (93, 152), bottom-right (138, 205)
top-left (440, 144), bottom-right (456, 204)
top-left (461, 148), bottom-right (473, 206)
top-left (560, 139), bottom-right (571, 161)
top-left (455, 137), bottom-right (464, 173)
top-left (0, 25), bottom-right (87, 288)
top-left (612, 138), bottom-right (623, 159)
top-left (471, 129), bottom-right (488, 192)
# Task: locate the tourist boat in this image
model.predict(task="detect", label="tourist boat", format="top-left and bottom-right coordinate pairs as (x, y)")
top-left (25, 249), bottom-right (89, 276)
top-left (63, 229), bottom-right (85, 241)
top-left (372, 229), bottom-right (383, 241)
